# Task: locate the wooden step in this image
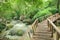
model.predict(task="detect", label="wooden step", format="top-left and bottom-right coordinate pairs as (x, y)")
top-left (33, 34), bottom-right (51, 37)
top-left (36, 29), bottom-right (49, 31)
top-left (35, 31), bottom-right (52, 34)
top-left (33, 35), bottom-right (51, 38)
top-left (32, 38), bottom-right (46, 40)
top-left (33, 36), bottom-right (53, 40)
top-left (34, 31), bottom-right (52, 34)
top-left (32, 38), bottom-right (54, 40)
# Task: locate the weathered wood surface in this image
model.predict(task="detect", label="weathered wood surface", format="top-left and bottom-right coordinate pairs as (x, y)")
top-left (47, 13), bottom-right (60, 40)
top-left (32, 20), bottom-right (53, 40)
top-left (31, 13), bottom-right (60, 40)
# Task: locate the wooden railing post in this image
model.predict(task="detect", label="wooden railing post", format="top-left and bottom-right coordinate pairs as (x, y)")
top-left (31, 19), bottom-right (38, 35)
top-left (51, 25), bottom-right (53, 37)
top-left (47, 20), bottom-right (51, 31)
top-left (47, 20), bottom-right (49, 28)
top-left (32, 26), bottom-right (35, 34)
top-left (28, 32), bottom-right (31, 38)
top-left (56, 32), bottom-right (60, 40)
top-left (50, 24), bottom-right (52, 31)
top-left (48, 21), bottom-right (52, 32)
top-left (34, 25), bottom-right (36, 33)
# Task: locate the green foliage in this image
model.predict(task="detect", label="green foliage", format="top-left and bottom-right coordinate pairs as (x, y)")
top-left (50, 7), bottom-right (58, 14)
top-left (0, 23), bottom-right (6, 32)
top-left (26, 7), bottom-right (39, 19)
top-left (33, 8), bottom-right (51, 20)
top-left (4, 13), bottom-right (12, 20)
top-left (0, 0), bottom-right (58, 23)
top-left (0, 0), bottom-right (59, 22)
top-left (0, 0), bottom-right (60, 40)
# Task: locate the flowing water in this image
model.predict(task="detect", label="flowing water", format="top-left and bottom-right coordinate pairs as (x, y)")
top-left (4, 20), bottom-right (30, 40)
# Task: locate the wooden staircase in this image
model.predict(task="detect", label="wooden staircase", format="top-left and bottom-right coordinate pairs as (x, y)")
top-left (31, 13), bottom-right (60, 40)
top-left (31, 20), bottom-right (54, 40)
top-left (19, 13), bottom-right (60, 40)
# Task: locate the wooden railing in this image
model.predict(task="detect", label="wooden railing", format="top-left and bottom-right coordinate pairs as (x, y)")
top-left (27, 18), bottom-right (38, 38)
top-left (31, 18), bottom-right (38, 34)
top-left (23, 13), bottom-right (60, 40)
top-left (47, 18), bottom-right (60, 40)
top-left (21, 18), bottom-right (38, 40)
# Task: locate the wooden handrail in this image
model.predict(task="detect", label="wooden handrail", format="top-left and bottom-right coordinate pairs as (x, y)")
top-left (21, 18), bottom-right (38, 40)
top-left (47, 18), bottom-right (60, 40)
top-left (25, 18), bottom-right (38, 34)
top-left (47, 19), bottom-right (60, 34)
top-left (31, 18), bottom-right (38, 34)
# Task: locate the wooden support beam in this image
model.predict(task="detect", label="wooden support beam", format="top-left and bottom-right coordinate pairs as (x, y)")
top-left (56, 32), bottom-right (60, 40)
top-left (51, 25), bottom-right (53, 37)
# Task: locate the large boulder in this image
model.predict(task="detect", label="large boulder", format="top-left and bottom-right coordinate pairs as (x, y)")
top-left (6, 21), bottom-right (13, 30)
top-left (23, 19), bottom-right (32, 24)
top-left (19, 15), bottom-right (25, 21)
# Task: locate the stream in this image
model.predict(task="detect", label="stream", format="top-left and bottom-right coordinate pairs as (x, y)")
top-left (4, 20), bottom-right (31, 40)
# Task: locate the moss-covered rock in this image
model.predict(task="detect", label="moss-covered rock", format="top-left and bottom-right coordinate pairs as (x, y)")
top-left (9, 30), bottom-right (24, 36)
top-left (16, 30), bottom-right (24, 36)
top-left (6, 21), bottom-right (13, 30)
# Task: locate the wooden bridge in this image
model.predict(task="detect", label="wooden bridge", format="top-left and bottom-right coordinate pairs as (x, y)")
top-left (23, 13), bottom-right (60, 40)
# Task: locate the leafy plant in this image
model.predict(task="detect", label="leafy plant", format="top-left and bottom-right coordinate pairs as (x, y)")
top-left (0, 23), bottom-right (6, 33)
top-left (32, 8), bottom-right (52, 21)
top-left (50, 7), bottom-right (58, 14)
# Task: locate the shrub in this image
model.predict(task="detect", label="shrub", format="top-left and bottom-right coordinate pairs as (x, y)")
top-left (49, 7), bottom-right (57, 14)
top-left (32, 8), bottom-right (52, 22)
top-left (0, 23), bottom-right (6, 33)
